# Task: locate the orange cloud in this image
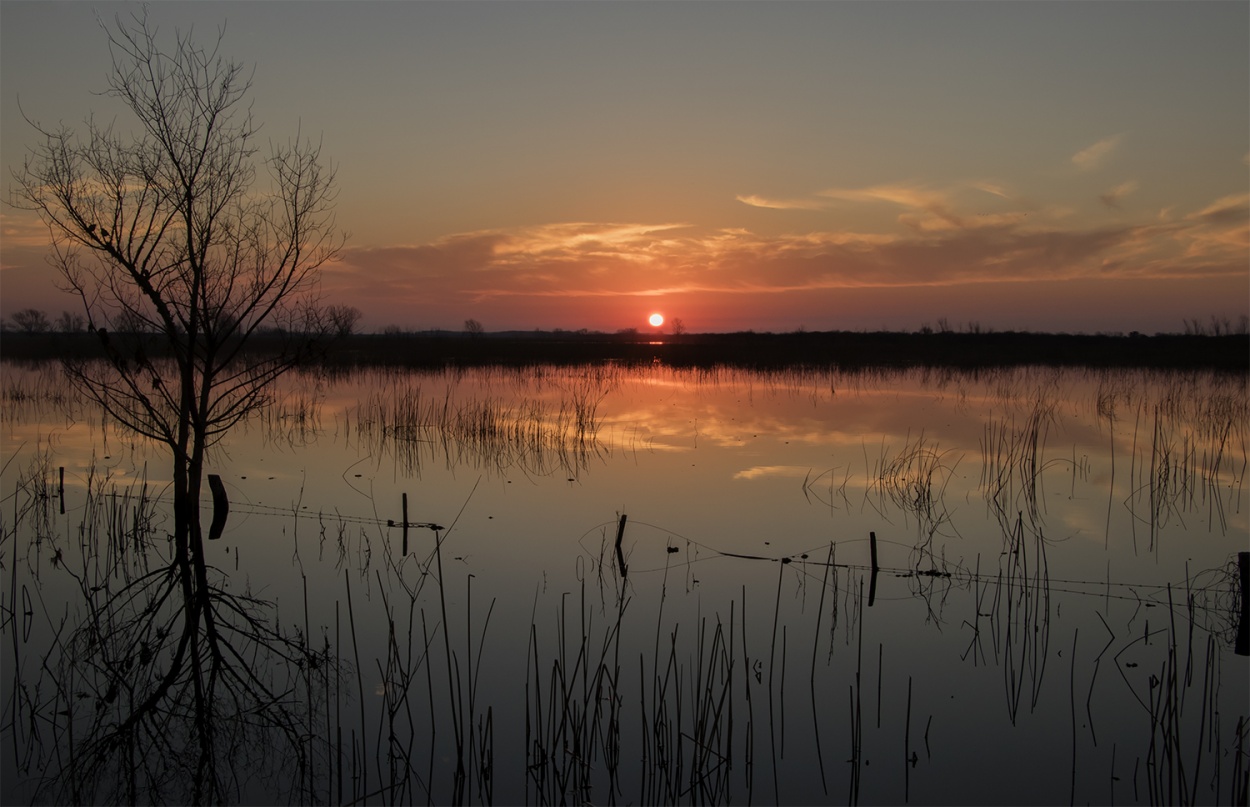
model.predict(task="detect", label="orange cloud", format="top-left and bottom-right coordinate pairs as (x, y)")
top-left (8, 176), bottom-right (1240, 333)
top-left (324, 189), bottom-right (1246, 324)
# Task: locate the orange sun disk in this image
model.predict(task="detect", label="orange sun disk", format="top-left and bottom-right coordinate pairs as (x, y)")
top-left (648, 313), bottom-right (664, 328)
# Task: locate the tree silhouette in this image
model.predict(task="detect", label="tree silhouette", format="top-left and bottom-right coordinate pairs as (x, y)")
top-left (327, 304), bottom-right (363, 338)
top-left (12, 9), bottom-right (345, 558)
top-left (56, 309), bottom-right (87, 333)
top-left (10, 308), bottom-right (51, 334)
top-left (8, 467), bottom-right (336, 804)
top-left (8, 13), bottom-right (346, 802)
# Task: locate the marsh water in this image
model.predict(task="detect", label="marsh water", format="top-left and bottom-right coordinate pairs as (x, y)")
top-left (2, 360), bottom-right (1247, 805)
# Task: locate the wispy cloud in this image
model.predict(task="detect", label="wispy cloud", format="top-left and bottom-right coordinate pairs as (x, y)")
top-left (0, 211), bottom-right (53, 249)
top-left (1072, 135), bottom-right (1123, 171)
top-left (737, 181), bottom-right (1036, 230)
top-left (818, 183), bottom-right (948, 209)
top-left (972, 182), bottom-right (1012, 199)
top-left (1175, 193), bottom-right (1250, 258)
top-left (1099, 180), bottom-right (1139, 209)
top-left (1189, 193), bottom-right (1249, 223)
top-left (818, 182), bottom-right (1031, 233)
top-left (735, 194), bottom-right (828, 211)
top-left (487, 222), bottom-right (691, 261)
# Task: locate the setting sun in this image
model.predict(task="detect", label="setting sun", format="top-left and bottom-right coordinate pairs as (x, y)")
top-left (648, 313), bottom-right (665, 328)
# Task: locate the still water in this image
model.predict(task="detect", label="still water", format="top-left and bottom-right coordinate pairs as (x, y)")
top-left (2, 361), bottom-right (1247, 805)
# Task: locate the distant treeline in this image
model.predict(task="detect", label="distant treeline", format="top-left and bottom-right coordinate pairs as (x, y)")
top-left (4, 329), bottom-right (1247, 372)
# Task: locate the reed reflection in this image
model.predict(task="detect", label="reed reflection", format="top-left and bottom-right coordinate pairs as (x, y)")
top-left (352, 378), bottom-right (608, 480)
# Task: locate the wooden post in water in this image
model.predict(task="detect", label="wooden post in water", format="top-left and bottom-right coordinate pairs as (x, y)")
top-left (402, 493), bottom-right (410, 556)
top-left (615, 514), bottom-right (628, 579)
top-left (868, 531), bottom-right (880, 607)
top-left (1236, 551), bottom-right (1249, 656)
top-left (207, 474), bottom-right (229, 541)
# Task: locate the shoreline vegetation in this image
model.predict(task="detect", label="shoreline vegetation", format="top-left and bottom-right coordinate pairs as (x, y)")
top-left (3, 328), bottom-right (1247, 371)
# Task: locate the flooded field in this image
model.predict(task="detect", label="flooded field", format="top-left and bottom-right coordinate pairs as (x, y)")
top-left (2, 360), bottom-right (1247, 805)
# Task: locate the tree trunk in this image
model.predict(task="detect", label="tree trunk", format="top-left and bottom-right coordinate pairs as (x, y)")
top-left (172, 449), bottom-right (192, 567)
top-left (187, 437), bottom-right (212, 597)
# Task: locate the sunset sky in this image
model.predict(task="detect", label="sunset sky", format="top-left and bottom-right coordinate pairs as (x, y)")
top-left (2, 1), bottom-right (1247, 335)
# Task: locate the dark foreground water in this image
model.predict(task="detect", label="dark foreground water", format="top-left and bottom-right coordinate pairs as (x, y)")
top-left (2, 362), bottom-right (1247, 804)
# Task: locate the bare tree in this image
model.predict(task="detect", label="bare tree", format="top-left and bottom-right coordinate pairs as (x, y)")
top-left (11, 10), bottom-right (344, 553)
top-left (464, 318), bottom-right (484, 337)
top-left (10, 307), bottom-right (51, 334)
top-left (669, 317), bottom-right (686, 336)
top-left (56, 309), bottom-right (87, 332)
top-left (325, 304), bottom-right (362, 337)
top-left (8, 12), bottom-right (346, 802)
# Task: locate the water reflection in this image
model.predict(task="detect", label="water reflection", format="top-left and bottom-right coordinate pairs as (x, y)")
top-left (2, 362), bottom-right (1246, 804)
top-left (3, 455), bottom-right (335, 804)
top-left (349, 369), bottom-right (609, 481)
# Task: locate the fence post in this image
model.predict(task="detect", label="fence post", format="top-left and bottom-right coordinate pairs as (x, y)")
top-left (207, 474), bottom-right (229, 541)
top-left (868, 531), bottom-right (880, 607)
top-left (402, 493), bottom-right (410, 556)
top-left (615, 514), bottom-right (628, 578)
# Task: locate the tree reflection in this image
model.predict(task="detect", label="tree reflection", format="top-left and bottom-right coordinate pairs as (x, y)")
top-left (7, 462), bottom-right (336, 805)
